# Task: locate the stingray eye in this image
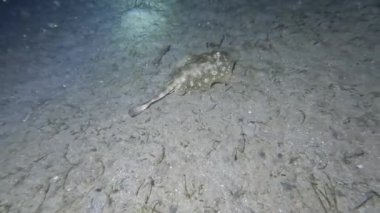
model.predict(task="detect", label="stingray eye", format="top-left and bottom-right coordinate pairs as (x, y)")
top-left (214, 52), bottom-right (221, 59)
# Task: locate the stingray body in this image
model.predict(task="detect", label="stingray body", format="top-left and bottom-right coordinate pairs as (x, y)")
top-left (128, 51), bottom-right (235, 117)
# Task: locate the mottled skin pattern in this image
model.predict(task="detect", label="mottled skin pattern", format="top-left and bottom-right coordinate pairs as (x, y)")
top-left (128, 51), bottom-right (235, 117)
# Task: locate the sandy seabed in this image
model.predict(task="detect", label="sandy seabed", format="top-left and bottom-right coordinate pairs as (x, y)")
top-left (0, 0), bottom-right (379, 212)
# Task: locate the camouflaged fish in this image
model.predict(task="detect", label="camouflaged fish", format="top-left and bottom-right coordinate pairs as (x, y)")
top-left (128, 51), bottom-right (236, 117)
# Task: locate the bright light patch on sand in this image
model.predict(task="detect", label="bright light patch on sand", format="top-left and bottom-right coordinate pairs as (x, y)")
top-left (120, 8), bottom-right (166, 38)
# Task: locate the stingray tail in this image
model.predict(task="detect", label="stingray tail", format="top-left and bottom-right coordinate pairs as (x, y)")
top-left (128, 86), bottom-right (175, 117)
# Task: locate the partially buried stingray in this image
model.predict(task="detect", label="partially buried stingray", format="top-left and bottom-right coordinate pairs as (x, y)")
top-left (128, 50), bottom-right (236, 117)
